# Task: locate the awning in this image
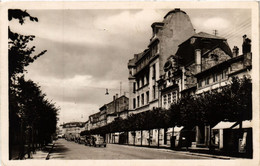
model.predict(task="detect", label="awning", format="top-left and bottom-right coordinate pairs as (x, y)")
top-left (166, 126), bottom-right (184, 133)
top-left (212, 121), bottom-right (236, 130)
top-left (233, 120), bottom-right (252, 129)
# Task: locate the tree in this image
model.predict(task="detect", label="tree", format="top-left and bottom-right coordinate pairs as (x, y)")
top-left (8, 9), bottom-right (58, 160)
top-left (8, 10), bottom-right (46, 80)
top-left (169, 76), bottom-right (252, 129)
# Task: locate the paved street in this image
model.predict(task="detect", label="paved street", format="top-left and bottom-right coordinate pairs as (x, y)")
top-left (48, 139), bottom-right (219, 159)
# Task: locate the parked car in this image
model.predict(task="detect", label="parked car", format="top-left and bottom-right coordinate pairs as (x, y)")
top-left (78, 136), bottom-right (86, 144)
top-left (85, 135), bottom-right (106, 147)
top-left (93, 135), bottom-right (106, 147)
top-left (57, 134), bottom-right (63, 138)
top-left (85, 135), bottom-right (95, 146)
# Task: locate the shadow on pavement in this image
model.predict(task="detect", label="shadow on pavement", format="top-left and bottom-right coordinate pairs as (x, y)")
top-left (51, 143), bottom-right (70, 153)
top-left (41, 144), bottom-right (54, 153)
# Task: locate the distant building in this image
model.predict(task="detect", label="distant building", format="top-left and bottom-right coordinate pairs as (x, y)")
top-left (88, 94), bottom-right (129, 130)
top-left (128, 8), bottom-right (195, 114)
top-left (62, 122), bottom-right (85, 141)
top-left (89, 112), bottom-right (101, 130)
top-left (104, 94), bottom-right (129, 123)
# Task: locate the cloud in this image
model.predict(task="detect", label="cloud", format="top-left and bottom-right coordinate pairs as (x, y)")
top-left (94, 10), bottom-right (163, 34)
top-left (25, 73), bottom-right (126, 104)
top-left (58, 101), bottom-right (98, 123)
top-left (192, 17), bottom-right (231, 32)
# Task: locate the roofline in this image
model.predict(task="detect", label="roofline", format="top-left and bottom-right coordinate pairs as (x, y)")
top-left (164, 8), bottom-right (187, 19)
top-left (195, 55), bottom-right (244, 78)
top-left (105, 95), bottom-right (129, 106)
top-left (178, 32), bottom-right (227, 47)
top-left (151, 22), bottom-right (164, 28)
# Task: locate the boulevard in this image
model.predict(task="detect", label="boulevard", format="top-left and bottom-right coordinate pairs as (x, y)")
top-left (48, 139), bottom-right (218, 159)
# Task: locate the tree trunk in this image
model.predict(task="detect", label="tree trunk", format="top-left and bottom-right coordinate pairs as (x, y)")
top-left (127, 131), bottom-right (129, 145)
top-left (133, 131), bottom-right (135, 146)
top-left (19, 120), bottom-right (25, 159)
top-left (157, 128), bottom-right (160, 148)
top-left (32, 125), bottom-right (35, 154)
top-left (141, 130), bottom-right (143, 146)
top-left (148, 130), bottom-right (151, 147)
top-left (171, 126), bottom-right (175, 149)
top-left (164, 127), bottom-right (167, 145)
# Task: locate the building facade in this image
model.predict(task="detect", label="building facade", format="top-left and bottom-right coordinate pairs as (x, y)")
top-left (87, 94), bottom-right (129, 130)
top-left (128, 9), bottom-right (195, 114)
top-left (62, 122), bottom-right (85, 141)
top-left (160, 32), bottom-right (252, 148)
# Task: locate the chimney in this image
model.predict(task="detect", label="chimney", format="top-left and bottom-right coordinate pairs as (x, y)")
top-left (232, 46), bottom-right (239, 57)
top-left (242, 34), bottom-right (251, 54)
top-left (113, 95), bottom-right (115, 101)
top-left (116, 93), bottom-right (118, 99)
top-left (195, 49), bottom-right (201, 72)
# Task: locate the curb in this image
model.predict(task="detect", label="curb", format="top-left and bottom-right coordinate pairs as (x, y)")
top-left (46, 142), bottom-right (56, 160)
top-left (108, 143), bottom-right (233, 159)
top-left (180, 151), bottom-right (231, 159)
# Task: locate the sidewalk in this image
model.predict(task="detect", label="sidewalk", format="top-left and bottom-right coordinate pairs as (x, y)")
top-left (26, 142), bottom-right (55, 160)
top-left (112, 143), bottom-right (251, 159)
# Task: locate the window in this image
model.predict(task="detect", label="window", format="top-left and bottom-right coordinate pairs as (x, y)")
top-left (205, 77), bottom-right (210, 85)
top-left (152, 44), bottom-right (158, 56)
top-left (172, 91), bottom-right (177, 103)
top-left (153, 85), bottom-right (156, 99)
top-left (146, 73), bottom-right (149, 84)
top-left (198, 79), bottom-right (202, 87)
top-left (168, 93), bottom-right (171, 104)
top-left (213, 73), bottom-right (218, 82)
top-left (133, 98), bottom-right (136, 109)
top-left (224, 70), bottom-right (227, 78)
top-left (221, 70), bottom-right (227, 79)
top-left (163, 95), bottom-right (167, 106)
top-left (141, 94), bottom-right (144, 106)
top-left (137, 79), bottom-right (139, 89)
top-left (137, 96), bottom-right (140, 107)
top-left (133, 82), bottom-right (136, 93)
top-left (152, 64), bottom-right (156, 79)
top-left (146, 91), bottom-right (149, 104)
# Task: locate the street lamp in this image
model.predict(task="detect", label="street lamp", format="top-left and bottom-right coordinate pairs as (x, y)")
top-left (105, 89), bottom-right (109, 95)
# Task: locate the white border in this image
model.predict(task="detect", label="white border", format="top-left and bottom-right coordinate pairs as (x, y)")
top-left (1, 2), bottom-right (259, 166)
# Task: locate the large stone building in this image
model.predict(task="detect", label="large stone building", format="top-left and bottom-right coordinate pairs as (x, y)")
top-left (128, 8), bottom-right (195, 114)
top-left (160, 32), bottom-right (233, 109)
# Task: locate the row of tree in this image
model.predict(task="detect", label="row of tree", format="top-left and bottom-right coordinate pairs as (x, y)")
top-left (9, 10), bottom-right (59, 159)
top-left (82, 76), bottom-right (252, 135)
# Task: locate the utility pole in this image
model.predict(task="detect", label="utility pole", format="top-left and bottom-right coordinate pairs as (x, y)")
top-left (213, 30), bottom-right (218, 36)
top-left (120, 82), bottom-right (122, 96)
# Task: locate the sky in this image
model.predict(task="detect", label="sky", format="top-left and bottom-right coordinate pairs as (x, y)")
top-left (8, 8), bottom-right (251, 125)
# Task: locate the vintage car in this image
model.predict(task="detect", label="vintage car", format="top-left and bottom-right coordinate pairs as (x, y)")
top-left (93, 135), bottom-right (106, 147)
top-left (85, 135), bottom-right (106, 147)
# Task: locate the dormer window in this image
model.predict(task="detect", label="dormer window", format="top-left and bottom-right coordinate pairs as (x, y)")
top-left (151, 22), bottom-right (164, 37)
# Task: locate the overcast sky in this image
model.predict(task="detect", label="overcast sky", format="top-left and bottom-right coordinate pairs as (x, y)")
top-left (9, 8), bottom-right (251, 125)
